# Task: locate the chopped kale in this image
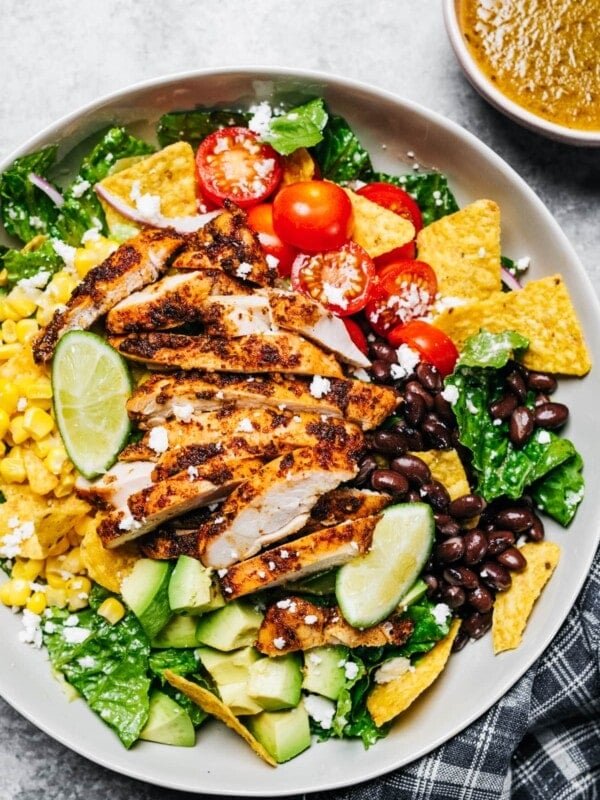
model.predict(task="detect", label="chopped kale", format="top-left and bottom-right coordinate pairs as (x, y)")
top-left (312, 114), bottom-right (373, 183)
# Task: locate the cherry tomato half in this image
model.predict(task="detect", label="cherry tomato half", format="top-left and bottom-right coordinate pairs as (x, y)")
top-left (388, 320), bottom-right (459, 377)
top-left (357, 181), bottom-right (423, 266)
top-left (195, 127), bottom-right (282, 209)
top-left (365, 260), bottom-right (438, 337)
top-left (291, 241), bottom-right (376, 317)
top-left (343, 317), bottom-right (369, 356)
top-left (246, 203), bottom-right (298, 277)
top-left (272, 180), bottom-right (352, 253)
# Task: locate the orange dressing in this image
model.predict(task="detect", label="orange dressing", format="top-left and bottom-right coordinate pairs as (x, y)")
top-left (459, 0), bottom-right (600, 131)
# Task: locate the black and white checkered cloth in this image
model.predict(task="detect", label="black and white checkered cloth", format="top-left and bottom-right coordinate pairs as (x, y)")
top-left (313, 545), bottom-right (600, 800)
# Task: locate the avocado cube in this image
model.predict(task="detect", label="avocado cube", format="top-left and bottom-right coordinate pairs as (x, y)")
top-left (246, 703), bottom-right (311, 763)
top-left (168, 555), bottom-right (224, 614)
top-left (247, 654), bottom-right (302, 711)
top-left (195, 601), bottom-right (263, 651)
top-left (139, 691), bottom-right (195, 747)
top-left (218, 681), bottom-right (263, 716)
top-left (152, 614), bottom-right (199, 649)
top-left (197, 646), bottom-right (262, 685)
top-left (302, 646), bottom-right (349, 700)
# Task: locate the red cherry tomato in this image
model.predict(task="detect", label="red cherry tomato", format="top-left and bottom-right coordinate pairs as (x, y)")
top-left (291, 242), bottom-right (376, 317)
top-left (195, 127), bottom-right (282, 208)
top-left (357, 182), bottom-right (423, 267)
top-left (365, 260), bottom-right (438, 337)
top-left (272, 180), bottom-right (352, 253)
top-left (388, 320), bottom-right (459, 377)
top-left (246, 203), bottom-right (298, 277)
top-left (343, 317), bottom-right (369, 356)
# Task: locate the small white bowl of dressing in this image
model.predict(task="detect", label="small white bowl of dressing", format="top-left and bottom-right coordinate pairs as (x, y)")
top-left (443, 0), bottom-right (600, 147)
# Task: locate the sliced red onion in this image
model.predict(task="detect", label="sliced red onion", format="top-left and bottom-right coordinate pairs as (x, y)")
top-left (28, 173), bottom-right (65, 208)
top-left (94, 183), bottom-right (220, 233)
top-left (501, 266), bottom-right (523, 291)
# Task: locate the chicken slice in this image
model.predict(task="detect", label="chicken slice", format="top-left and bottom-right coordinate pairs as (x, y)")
top-left (173, 202), bottom-right (275, 287)
top-left (126, 371), bottom-right (398, 431)
top-left (304, 488), bottom-right (392, 531)
top-left (194, 295), bottom-right (272, 337)
top-left (265, 289), bottom-right (371, 369)
top-left (199, 443), bottom-right (361, 568)
top-left (32, 227), bottom-right (186, 362)
top-left (151, 439), bottom-right (290, 481)
top-left (75, 460), bottom-right (155, 510)
top-left (108, 330), bottom-right (344, 377)
top-left (218, 516), bottom-right (379, 600)
top-left (97, 457), bottom-right (264, 548)
top-left (256, 595), bottom-right (415, 656)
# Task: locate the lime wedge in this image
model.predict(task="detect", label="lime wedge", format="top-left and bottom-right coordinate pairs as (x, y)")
top-left (335, 503), bottom-right (434, 629)
top-left (51, 330), bottom-right (132, 479)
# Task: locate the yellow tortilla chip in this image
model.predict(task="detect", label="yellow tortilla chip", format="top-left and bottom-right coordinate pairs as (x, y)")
top-left (98, 141), bottom-right (198, 234)
top-left (492, 541), bottom-right (561, 653)
top-left (280, 148), bottom-right (318, 184)
top-left (435, 274), bottom-right (591, 376)
top-left (367, 619), bottom-right (460, 726)
top-left (163, 670), bottom-right (276, 767)
top-left (79, 519), bottom-right (140, 593)
top-left (417, 199), bottom-right (502, 302)
top-left (345, 189), bottom-right (415, 257)
top-left (0, 483), bottom-right (91, 560)
top-left (411, 449), bottom-right (470, 501)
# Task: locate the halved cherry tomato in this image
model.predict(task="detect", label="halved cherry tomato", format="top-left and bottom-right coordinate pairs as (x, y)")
top-left (343, 317), bottom-right (369, 356)
top-left (246, 203), bottom-right (298, 277)
top-left (195, 127), bottom-right (282, 208)
top-left (388, 320), bottom-right (459, 377)
top-left (272, 180), bottom-right (352, 253)
top-left (357, 182), bottom-right (423, 266)
top-left (291, 242), bottom-right (376, 317)
top-left (365, 260), bottom-right (438, 337)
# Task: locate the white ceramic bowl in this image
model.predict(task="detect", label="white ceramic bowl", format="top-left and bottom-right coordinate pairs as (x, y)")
top-left (443, 0), bottom-right (600, 147)
top-left (1, 68), bottom-right (599, 796)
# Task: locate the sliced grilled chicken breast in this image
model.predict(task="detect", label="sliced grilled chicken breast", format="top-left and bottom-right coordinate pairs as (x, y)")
top-left (256, 595), bottom-right (415, 656)
top-left (194, 295), bottom-right (272, 337)
top-left (218, 516), bottom-right (379, 599)
top-left (199, 443), bottom-right (361, 568)
top-left (33, 227), bottom-right (186, 362)
top-left (75, 460), bottom-right (155, 510)
top-left (305, 488), bottom-right (392, 531)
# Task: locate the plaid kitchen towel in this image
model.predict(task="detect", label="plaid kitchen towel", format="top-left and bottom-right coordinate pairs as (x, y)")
top-left (312, 545), bottom-right (600, 800)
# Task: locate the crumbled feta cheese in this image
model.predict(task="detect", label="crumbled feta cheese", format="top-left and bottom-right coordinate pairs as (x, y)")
top-left (432, 603), bottom-right (451, 626)
top-left (0, 517), bottom-right (35, 559)
top-left (343, 660), bottom-right (359, 680)
top-left (236, 261), bottom-right (253, 279)
top-left (78, 655), bottom-right (97, 669)
top-left (148, 426), bottom-right (169, 454)
top-left (304, 615), bottom-right (318, 625)
top-left (276, 598), bottom-right (293, 609)
top-left (17, 270), bottom-right (51, 290)
top-left (303, 694), bottom-right (336, 729)
top-left (62, 626), bottom-right (92, 644)
top-left (17, 609), bottom-right (43, 648)
top-left (81, 227), bottom-right (101, 243)
top-left (247, 101), bottom-right (274, 136)
top-left (187, 465), bottom-right (199, 480)
top-left (309, 375), bottom-right (331, 399)
top-left (466, 398), bottom-right (478, 414)
top-left (441, 384), bottom-right (459, 405)
top-left (172, 402), bottom-right (194, 423)
top-left (374, 656), bottom-right (413, 684)
top-left (236, 417), bottom-right (254, 433)
top-left (51, 238), bottom-right (77, 268)
top-left (71, 179), bottom-right (91, 198)
top-left (29, 215), bottom-right (45, 230)
top-left (130, 180), bottom-right (162, 222)
top-left (320, 282), bottom-right (349, 309)
top-left (390, 344), bottom-right (420, 380)
top-left (117, 512), bottom-right (142, 532)
top-left (265, 253), bottom-right (279, 270)
top-left (273, 636), bottom-right (287, 650)
top-left (537, 429), bottom-right (551, 444)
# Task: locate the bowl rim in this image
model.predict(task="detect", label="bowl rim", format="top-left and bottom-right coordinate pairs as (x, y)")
top-left (442, 0), bottom-right (600, 148)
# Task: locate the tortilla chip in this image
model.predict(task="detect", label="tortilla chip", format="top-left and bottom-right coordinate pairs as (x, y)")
top-left (435, 274), bottom-right (591, 376)
top-left (410, 449), bottom-right (470, 501)
top-left (492, 541), bottom-right (561, 653)
top-left (366, 619), bottom-right (460, 726)
top-left (163, 670), bottom-right (277, 767)
top-left (79, 519), bottom-right (140, 593)
top-left (417, 199), bottom-right (502, 302)
top-left (0, 483), bottom-right (91, 559)
top-left (345, 189), bottom-right (415, 257)
top-left (98, 141), bottom-right (198, 234)
top-left (281, 148), bottom-right (318, 184)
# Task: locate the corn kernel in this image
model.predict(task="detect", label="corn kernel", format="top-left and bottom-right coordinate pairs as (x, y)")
top-left (74, 236), bottom-right (118, 278)
top-left (1, 319), bottom-right (18, 344)
top-left (26, 591), bottom-right (47, 615)
top-left (24, 450), bottom-right (58, 495)
top-left (97, 597), bottom-right (126, 625)
top-left (35, 301), bottom-right (55, 327)
top-left (15, 318), bottom-right (40, 345)
top-left (9, 415), bottom-right (29, 445)
top-left (45, 572), bottom-right (68, 590)
top-left (0, 379), bottom-right (19, 415)
top-left (0, 455), bottom-right (26, 483)
top-left (23, 407), bottom-right (54, 440)
top-left (0, 578), bottom-right (31, 607)
top-left (0, 298), bottom-right (20, 323)
top-left (11, 558), bottom-right (44, 582)
top-left (54, 473), bottom-right (76, 498)
top-left (6, 286), bottom-right (39, 318)
top-left (45, 585), bottom-right (67, 608)
top-left (47, 272), bottom-right (76, 305)
top-left (22, 377), bottom-right (52, 401)
top-left (44, 446), bottom-right (68, 475)
top-left (0, 408), bottom-right (10, 439)
top-left (60, 547), bottom-right (84, 575)
top-left (0, 343), bottom-right (22, 361)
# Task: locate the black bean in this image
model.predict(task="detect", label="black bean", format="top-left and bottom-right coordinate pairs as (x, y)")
top-left (528, 515), bottom-right (545, 542)
top-left (390, 453), bottom-right (432, 485)
top-left (443, 565), bottom-right (479, 590)
top-left (467, 585), bottom-right (494, 613)
top-left (390, 421), bottom-right (424, 451)
top-left (422, 573), bottom-right (438, 596)
top-left (448, 493), bottom-right (487, 520)
top-left (452, 630), bottom-right (470, 652)
top-left (462, 611), bottom-right (493, 639)
top-left (433, 392), bottom-right (456, 424)
top-left (421, 413), bottom-right (454, 448)
top-left (354, 455), bottom-right (379, 486)
top-left (534, 393), bottom-right (551, 407)
top-left (404, 392), bottom-right (426, 426)
top-left (405, 488), bottom-right (423, 503)
top-left (434, 514), bottom-right (462, 538)
top-left (371, 359), bottom-right (392, 382)
top-left (489, 393), bottom-right (518, 421)
top-left (505, 368), bottom-right (527, 402)
top-left (436, 536), bottom-right (465, 563)
top-left (372, 429), bottom-right (408, 455)
top-left (479, 560), bottom-right (512, 591)
top-left (497, 546), bottom-right (527, 571)
top-left (533, 402), bottom-right (569, 430)
top-left (526, 371), bottom-right (557, 394)
top-left (405, 380), bottom-right (435, 410)
top-left (416, 362), bottom-right (443, 392)
top-left (370, 469), bottom-right (409, 496)
top-left (493, 507), bottom-right (536, 533)
top-left (441, 583), bottom-right (466, 609)
top-left (485, 530), bottom-right (515, 555)
top-left (370, 341), bottom-right (397, 363)
top-left (420, 480), bottom-right (451, 512)
top-left (509, 405), bottom-right (535, 447)
top-left (463, 529), bottom-right (488, 564)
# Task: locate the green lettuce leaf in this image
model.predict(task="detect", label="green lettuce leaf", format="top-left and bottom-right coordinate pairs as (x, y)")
top-left (312, 114), bottom-right (373, 183)
top-left (148, 649), bottom-right (209, 727)
top-left (531, 452), bottom-right (584, 527)
top-left (261, 98), bottom-right (328, 155)
top-left (2, 239), bottom-right (65, 290)
top-left (369, 170), bottom-right (460, 226)
top-left (156, 109), bottom-right (250, 149)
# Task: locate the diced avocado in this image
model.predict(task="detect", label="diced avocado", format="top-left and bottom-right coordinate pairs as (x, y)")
top-left (302, 646), bottom-right (349, 701)
top-left (120, 558), bottom-right (173, 639)
top-left (195, 600), bottom-right (263, 651)
top-left (152, 614), bottom-right (199, 648)
top-left (139, 690), bottom-right (195, 747)
top-left (168, 555), bottom-right (224, 614)
top-left (197, 645), bottom-right (262, 684)
top-left (246, 703), bottom-right (311, 763)
top-left (247, 654), bottom-right (302, 711)
top-left (218, 681), bottom-right (263, 715)
top-left (284, 569), bottom-right (337, 596)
